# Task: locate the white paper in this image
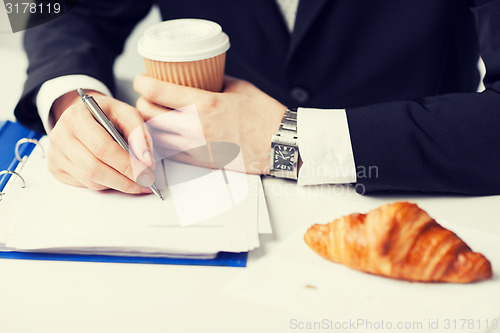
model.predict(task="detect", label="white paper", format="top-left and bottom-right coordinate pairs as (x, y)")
top-left (257, 176), bottom-right (272, 234)
top-left (2, 137), bottom-right (266, 255)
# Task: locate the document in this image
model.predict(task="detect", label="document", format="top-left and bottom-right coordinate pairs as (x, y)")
top-left (1, 137), bottom-right (269, 257)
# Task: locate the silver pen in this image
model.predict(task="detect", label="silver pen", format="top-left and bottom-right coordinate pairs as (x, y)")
top-left (77, 88), bottom-right (164, 200)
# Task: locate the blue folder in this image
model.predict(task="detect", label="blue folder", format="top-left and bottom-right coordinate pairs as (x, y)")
top-left (0, 120), bottom-right (42, 191)
top-left (0, 251), bottom-right (248, 267)
top-left (0, 120), bottom-right (247, 267)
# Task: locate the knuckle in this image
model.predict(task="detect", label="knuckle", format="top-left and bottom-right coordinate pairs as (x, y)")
top-left (94, 94), bottom-right (109, 104)
top-left (47, 148), bottom-right (64, 176)
top-left (90, 140), bottom-right (110, 159)
top-left (48, 129), bottom-right (61, 144)
top-left (61, 104), bottom-right (80, 121)
top-left (47, 159), bottom-right (62, 178)
top-left (83, 161), bottom-right (100, 181)
top-left (56, 111), bottom-right (70, 128)
top-left (52, 117), bottom-right (76, 140)
top-left (143, 84), bottom-right (160, 101)
top-left (201, 95), bottom-right (219, 110)
top-left (59, 105), bottom-right (89, 130)
top-left (241, 79), bottom-right (252, 87)
top-left (133, 75), bottom-right (144, 93)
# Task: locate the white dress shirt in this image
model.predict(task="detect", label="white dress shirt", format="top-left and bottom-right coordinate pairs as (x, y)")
top-left (35, 0), bottom-right (357, 185)
top-left (37, 75), bottom-right (111, 131)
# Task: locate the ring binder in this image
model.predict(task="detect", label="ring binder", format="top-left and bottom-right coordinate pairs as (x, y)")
top-left (0, 121), bottom-right (43, 196)
top-left (0, 170), bottom-right (26, 201)
top-left (15, 138), bottom-right (45, 162)
top-left (1, 138), bottom-right (44, 193)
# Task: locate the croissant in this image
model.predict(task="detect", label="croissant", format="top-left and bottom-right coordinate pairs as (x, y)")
top-left (304, 202), bottom-right (492, 283)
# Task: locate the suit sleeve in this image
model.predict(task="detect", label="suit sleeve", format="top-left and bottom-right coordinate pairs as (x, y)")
top-left (345, 0), bottom-right (500, 195)
top-left (14, 0), bottom-right (154, 134)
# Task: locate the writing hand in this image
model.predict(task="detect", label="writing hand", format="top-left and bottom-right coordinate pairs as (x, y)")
top-left (48, 90), bottom-right (155, 193)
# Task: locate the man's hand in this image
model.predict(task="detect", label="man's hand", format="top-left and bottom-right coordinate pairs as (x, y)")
top-left (48, 90), bottom-right (155, 193)
top-left (133, 74), bottom-right (286, 174)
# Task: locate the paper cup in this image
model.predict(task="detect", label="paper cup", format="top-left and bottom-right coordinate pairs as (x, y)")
top-left (138, 19), bottom-right (230, 92)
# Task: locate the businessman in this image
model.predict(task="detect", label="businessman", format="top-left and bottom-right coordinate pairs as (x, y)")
top-left (14, 0), bottom-right (500, 195)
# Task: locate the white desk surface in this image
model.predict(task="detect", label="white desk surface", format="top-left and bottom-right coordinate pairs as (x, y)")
top-left (1, 43), bottom-right (500, 333)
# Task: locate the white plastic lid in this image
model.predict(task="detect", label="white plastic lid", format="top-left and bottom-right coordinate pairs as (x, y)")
top-left (138, 19), bottom-right (230, 62)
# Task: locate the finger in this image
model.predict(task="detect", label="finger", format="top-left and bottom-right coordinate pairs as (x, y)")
top-left (134, 73), bottom-right (212, 110)
top-left (135, 95), bottom-right (174, 119)
top-left (147, 127), bottom-right (210, 160)
top-left (68, 105), bottom-right (154, 185)
top-left (138, 101), bottom-right (207, 148)
top-left (55, 170), bottom-right (86, 188)
top-left (58, 127), bottom-right (150, 194)
top-left (48, 152), bottom-right (85, 188)
top-left (48, 144), bottom-right (107, 190)
top-left (146, 115), bottom-right (203, 142)
top-left (136, 96), bottom-right (174, 122)
top-left (60, 167), bottom-right (108, 191)
top-left (96, 96), bottom-right (155, 168)
top-left (70, 141), bottom-right (149, 194)
top-left (150, 132), bottom-right (195, 153)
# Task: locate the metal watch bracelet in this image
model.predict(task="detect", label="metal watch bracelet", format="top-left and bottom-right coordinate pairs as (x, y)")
top-left (269, 108), bottom-right (299, 180)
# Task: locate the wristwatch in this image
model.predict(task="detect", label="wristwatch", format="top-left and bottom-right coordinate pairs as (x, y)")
top-left (269, 107), bottom-right (299, 180)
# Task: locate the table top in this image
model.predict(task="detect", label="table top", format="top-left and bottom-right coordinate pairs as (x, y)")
top-left (1, 40), bottom-right (499, 333)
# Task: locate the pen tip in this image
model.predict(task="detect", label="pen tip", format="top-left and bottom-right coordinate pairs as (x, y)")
top-left (77, 88), bottom-right (86, 99)
top-left (150, 185), bottom-right (164, 200)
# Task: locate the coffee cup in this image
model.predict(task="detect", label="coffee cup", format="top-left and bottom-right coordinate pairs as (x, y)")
top-left (138, 18), bottom-right (230, 92)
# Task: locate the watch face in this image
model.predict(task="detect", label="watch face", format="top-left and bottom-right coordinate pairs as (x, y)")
top-left (273, 145), bottom-right (296, 171)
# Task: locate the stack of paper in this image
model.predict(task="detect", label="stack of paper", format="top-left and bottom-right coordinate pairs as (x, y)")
top-left (0, 137), bottom-right (271, 258)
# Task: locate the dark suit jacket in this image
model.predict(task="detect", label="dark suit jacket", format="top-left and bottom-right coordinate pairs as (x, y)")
top-left (14, 0), bottom-right (500, 195)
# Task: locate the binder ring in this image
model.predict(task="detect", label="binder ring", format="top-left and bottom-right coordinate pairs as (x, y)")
top-left (15, 138), bottom-right (45, 162)
top-left (0, 170), bottom-right (26, 188)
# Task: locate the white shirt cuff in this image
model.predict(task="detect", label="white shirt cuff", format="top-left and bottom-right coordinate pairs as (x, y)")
top-left (36, 75), bottom-right (112, 133)
top-left (297, 107), bottom-right (357, 185)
